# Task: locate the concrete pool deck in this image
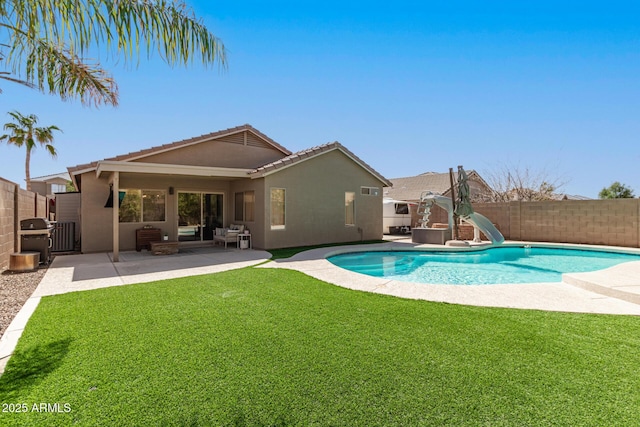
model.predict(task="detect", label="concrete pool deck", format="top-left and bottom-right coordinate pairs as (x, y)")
top-left (260, 239), bottom-right (640, 315)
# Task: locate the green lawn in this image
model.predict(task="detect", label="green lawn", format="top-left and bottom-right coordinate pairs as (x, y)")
top-left (1, 268), bottom-right (640, 426)
top-left (268, 240), bottom-right (385, 259)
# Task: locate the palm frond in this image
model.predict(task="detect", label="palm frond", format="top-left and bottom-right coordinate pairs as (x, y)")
top-left (13, 34), bottom-right (120, 106)
top-left (1, 0), bottom-right (226, 106)
top-left (4, 0), bottom-right (226, 68)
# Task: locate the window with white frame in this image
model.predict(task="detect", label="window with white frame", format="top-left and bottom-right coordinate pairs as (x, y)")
top-left (270, 188), bottom-right (285, 230)
top-left (345, 192), bottom-right (355, 226)
top-left (51, 183), bottom-right (67, 194)
top-left (119, 189), bottom-right (166, 223)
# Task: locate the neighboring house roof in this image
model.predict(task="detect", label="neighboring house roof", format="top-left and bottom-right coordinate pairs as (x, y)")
top-left (384, 170), bottom-right (490, 201)
top-left (552, 194), bottom-right (593, 201)
top-left (30, 172), bottom-right (71, 184)
top-left (249, 141), bottom-right (392, 187)
top-left (67, 124), bottom-right (291, 176)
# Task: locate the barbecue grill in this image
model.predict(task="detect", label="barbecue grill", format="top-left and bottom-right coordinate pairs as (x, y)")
top-left (20, 218), bottom-right (55, 265)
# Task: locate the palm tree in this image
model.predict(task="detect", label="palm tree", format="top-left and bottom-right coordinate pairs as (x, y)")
top-left (0, 1), bottom-right (226, 107)
top-left (0, 111), bottom-right (61, 190)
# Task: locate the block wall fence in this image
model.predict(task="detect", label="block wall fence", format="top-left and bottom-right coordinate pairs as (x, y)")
top-left (421, 199), bottom-right (640, 248)
top-left (0, 178), bottom-right (48, 270)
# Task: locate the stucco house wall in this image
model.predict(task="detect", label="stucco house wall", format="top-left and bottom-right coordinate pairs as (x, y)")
top-left (79, 173), bottom-right (116, 253)
top-left (135, 135), bottom-right (284, 169)
top-left (262, 150), bottom-right (384, 249)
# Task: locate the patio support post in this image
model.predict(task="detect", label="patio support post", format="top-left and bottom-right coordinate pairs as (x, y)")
top-left (112, 171), bottom-right (120, 262)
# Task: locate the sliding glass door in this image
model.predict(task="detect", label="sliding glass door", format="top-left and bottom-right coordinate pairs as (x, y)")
top-left (177, 192), bottom-right (223, 242)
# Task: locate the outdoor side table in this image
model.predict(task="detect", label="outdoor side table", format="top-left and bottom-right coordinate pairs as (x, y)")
top-left (237, 233), bottom-right (251, 250)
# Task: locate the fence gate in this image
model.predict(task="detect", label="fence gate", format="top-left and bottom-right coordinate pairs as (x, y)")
top-left (52, 221), bottom-right (76, 252)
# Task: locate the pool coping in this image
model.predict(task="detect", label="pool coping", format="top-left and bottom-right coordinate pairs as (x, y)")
top-left (259, 240), bottom-right (640, 316)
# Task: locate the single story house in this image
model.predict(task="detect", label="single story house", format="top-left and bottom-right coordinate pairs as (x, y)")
top-left (67, 124), bottom-right (392, 260)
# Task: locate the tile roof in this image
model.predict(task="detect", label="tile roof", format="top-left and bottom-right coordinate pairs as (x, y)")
top-left (385, 172), bottom-right (457, 201)
top-left (66, 124), bottom-right (391, 188)
top-left (67, 124), bottom-right (291, 174)
top-left (30, 172), bottom-right (71, 182)
top-left (552, 193), bottom-right (593, 201)
top-left (384, 170), bottom-right (487, 201)
top-left (250, 141), bottom-right (392, 187)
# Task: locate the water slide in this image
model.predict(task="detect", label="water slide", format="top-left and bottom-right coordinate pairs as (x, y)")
top-left (428, 194), bottom-right (454, 226)
top-left (419, 193), bottom-right (504, 244)
top-left (462, 212), bottom-right (505, 244)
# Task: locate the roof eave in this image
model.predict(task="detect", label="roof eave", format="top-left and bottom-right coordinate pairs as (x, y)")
top-left (95, 160), bottom-right (252, 179)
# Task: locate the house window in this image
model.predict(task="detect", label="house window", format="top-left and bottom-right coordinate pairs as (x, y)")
top-left (143, 190), bottom-right (166, 222)
top-left (51, 183), bottom-right (67, 194)
top-left (119, 189), bottom-right (166, 223)
top-left (361, 186), bottom-right (380, 196)
top-left (245, 191), bottom-right (255, 222)
top-left (345, 192), bottom-right (355, 226)
top-left (234, 191), bottom-right (255, 222)
top-left (270, 188), bottom-right (285, 230)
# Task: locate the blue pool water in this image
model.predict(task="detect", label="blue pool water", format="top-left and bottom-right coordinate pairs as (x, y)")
top-left (327, 247), bottom-right (640, 285)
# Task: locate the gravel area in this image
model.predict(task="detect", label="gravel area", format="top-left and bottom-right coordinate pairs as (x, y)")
top-left (0, 265), bottom-right (47, 338)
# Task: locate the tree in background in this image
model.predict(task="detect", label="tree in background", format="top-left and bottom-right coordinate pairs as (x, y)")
top-left (481, 164), bottom-right (567, 202)
top-left (598, 182), bottom-right (635, 199)
top-left (0, 0), bottom-right (226, 107)
top-left (0, 111), bottom-right (61, 191)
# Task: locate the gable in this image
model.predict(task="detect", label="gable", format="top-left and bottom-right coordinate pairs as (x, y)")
top-left (67, 125), bottom-right (292, 190)
top-left (138, 131), bottom-right (286, 169)
top-left (249, 142), bottom-right (392, 187)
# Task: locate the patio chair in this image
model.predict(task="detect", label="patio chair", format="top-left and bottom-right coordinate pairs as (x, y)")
top-left (213, 225), bottom-right (244, 248)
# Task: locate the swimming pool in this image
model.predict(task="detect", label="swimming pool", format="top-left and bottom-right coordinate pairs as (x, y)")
top-left (327, 246), bottom-right (640, 285)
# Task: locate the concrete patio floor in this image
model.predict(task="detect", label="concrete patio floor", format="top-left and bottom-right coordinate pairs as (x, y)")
top-left (0, 246), bottom-right (271, 373)
top-left (2, 239), bottom-right (640, 374)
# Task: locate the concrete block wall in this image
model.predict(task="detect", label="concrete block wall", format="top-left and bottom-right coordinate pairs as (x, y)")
top-left (473, 203), bottom-right (510, 238)
top-left (0, 179), bottom-right (16, 270)
top-left (0, 177), bottom-right (49, 270)
top-left (411, 198), bottom-right (640, 248)
top-left (516, 199), bottom-right (639, 247)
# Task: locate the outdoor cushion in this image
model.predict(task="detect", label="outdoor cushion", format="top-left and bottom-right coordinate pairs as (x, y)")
top-left (213, 227), bottom-right (240, 248)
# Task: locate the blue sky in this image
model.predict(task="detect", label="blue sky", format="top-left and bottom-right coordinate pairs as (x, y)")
top-left (1, 1), bottom-right (638, 197)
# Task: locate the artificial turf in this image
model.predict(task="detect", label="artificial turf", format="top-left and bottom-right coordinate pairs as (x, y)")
top-left (1, 268), bottom-right (639, 426)
top-left (267, 240), bottom-right (385, 259)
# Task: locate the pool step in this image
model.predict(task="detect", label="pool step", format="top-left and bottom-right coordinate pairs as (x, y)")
top-left (563, 263), bottom-right (640, 306)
